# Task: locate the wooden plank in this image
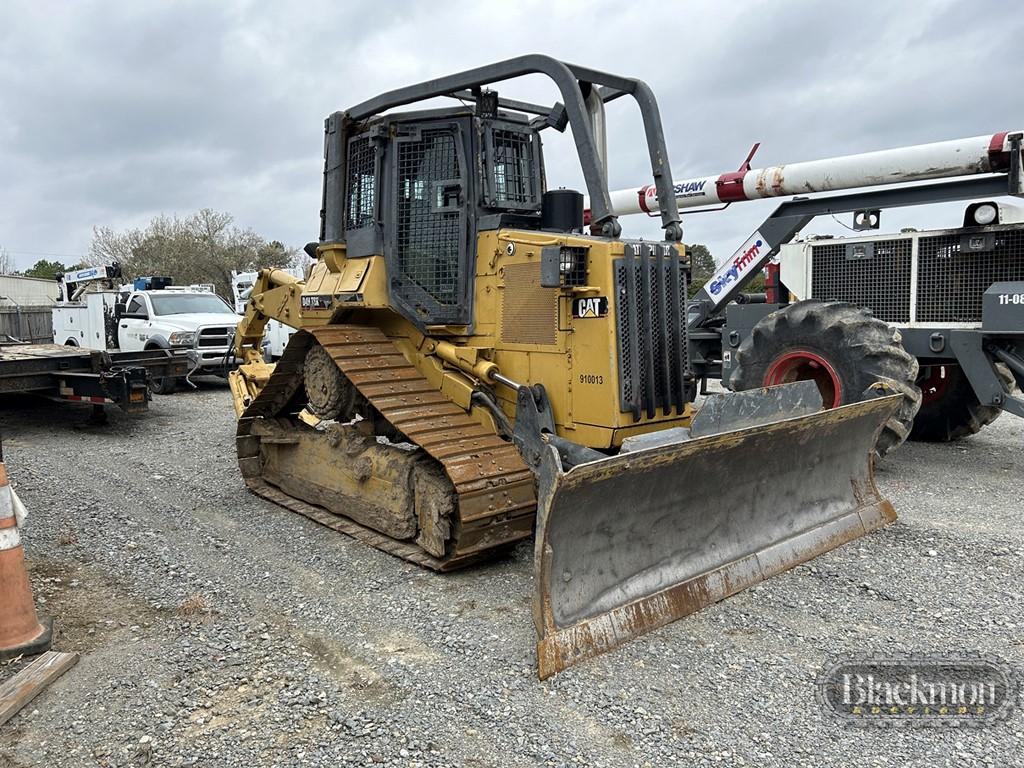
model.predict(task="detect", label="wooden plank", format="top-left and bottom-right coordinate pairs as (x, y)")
top-left (0, 651), bottom-right (79, 727)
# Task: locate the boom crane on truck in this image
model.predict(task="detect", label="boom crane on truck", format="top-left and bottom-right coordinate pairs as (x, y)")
top-left (601, 130), bottom-right (1024, 454)
top-left (56, 263), bottom-right (124, 302)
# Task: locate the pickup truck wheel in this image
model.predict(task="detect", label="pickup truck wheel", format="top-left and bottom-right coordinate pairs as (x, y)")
top-left (729, 300), bottom-right (922, 459)
top-left (150, 375), bottom-right (178, 395)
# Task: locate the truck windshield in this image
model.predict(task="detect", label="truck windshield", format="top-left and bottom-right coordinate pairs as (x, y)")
top-left (149, 294), bottom-right (235, 315)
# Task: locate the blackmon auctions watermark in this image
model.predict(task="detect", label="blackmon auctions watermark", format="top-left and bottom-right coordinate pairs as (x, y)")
top-left (817, 655), bottom-right (1020, 726)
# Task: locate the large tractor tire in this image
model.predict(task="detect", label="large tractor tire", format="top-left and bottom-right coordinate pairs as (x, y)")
top-left (910, 362), bottom-right (1015, 442)
top-left (729, 300), bottom-right (921, 458)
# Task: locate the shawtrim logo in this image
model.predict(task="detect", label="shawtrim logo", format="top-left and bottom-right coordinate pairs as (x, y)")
top-left (817, 654), bottom-right (1020, 727)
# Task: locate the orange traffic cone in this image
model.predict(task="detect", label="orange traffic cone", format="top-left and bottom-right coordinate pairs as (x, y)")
top-left (0, 462), bottom-right (52, 660)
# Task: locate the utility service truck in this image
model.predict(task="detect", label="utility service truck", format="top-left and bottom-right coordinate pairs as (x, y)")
top-left (52, 265), bottom-right (241, 393)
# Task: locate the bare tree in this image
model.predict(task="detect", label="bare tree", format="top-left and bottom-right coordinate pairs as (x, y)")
top-left (89, 210), bottom-right (296, 299)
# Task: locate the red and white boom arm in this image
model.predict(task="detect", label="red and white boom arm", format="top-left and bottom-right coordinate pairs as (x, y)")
top-left (612, 131), bottom-right (1022, 216)
top-left (597, 130), bottom-right (1022, 312)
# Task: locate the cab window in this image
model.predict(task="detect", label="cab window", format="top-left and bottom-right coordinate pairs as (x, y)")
top-left (126, 296), bottom-right (147, 316)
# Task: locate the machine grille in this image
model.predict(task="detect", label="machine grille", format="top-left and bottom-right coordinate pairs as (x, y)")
top-left (614, 244), bottom-right (689, 418)
top-left (490, 129), bottom-right (539, 207)
top-left (809, 239), bottom-right (912, 322)
top-left (500, 263), bottom-right (557, 345)
top-left (395, 130), bottom-right (461, 308)
top-left (916, 229), bottom-right (1024, 322)
top-left (345, 136), bottom-right (376, 231)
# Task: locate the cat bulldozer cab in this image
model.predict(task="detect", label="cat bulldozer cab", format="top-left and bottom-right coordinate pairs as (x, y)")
top-left (229, 55), bottom-right (902, 678)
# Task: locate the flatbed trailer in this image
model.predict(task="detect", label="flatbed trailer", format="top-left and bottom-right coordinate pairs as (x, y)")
top-left (0, 342), bottom-right (189, 416)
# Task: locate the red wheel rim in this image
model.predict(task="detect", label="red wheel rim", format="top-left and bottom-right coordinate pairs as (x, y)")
top-left (918, 364), bottom-right (952, 405)
top-left (764, 350), bottom-right (843, 408)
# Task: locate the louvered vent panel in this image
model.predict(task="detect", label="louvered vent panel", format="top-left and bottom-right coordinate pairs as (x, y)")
top-left (501, 263), bottom-right (558, 345)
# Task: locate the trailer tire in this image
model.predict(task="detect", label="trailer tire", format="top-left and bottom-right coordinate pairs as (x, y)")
top-left (729, 300), bottom-right (921, 459)
top-left (143, 339), bottom-right (180, 395)
top-left (909, 362), bottom-right (1015, 442)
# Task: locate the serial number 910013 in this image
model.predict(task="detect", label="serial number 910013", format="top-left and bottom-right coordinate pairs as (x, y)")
top-left (998, 293), bottom-right (1024, 305)
top-left (579, 373), bottom-right (604, 385)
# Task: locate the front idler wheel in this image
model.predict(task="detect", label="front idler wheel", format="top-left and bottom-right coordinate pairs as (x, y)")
top-left (303, 344), bottom-right (348, 420)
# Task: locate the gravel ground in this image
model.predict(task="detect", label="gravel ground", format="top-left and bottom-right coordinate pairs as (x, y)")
top-left (0, 382), bottom-right (1021, 767)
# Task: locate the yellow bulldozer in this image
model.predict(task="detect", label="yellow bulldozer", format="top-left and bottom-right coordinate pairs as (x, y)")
top-left (229, 55), bottom-right (902, 678)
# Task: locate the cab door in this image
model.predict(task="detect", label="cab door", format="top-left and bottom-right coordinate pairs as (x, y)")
top-left (118, 293), bottom-right (150, 351)
top-left (385, 119), bottom-right (472, 327)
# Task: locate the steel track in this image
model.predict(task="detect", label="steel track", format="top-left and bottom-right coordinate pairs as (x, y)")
top-left (236, 325), bottom-right (536, 571)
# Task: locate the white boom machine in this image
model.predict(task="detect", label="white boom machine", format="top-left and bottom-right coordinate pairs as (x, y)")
top-left (603, 130), bottom-right (1023, 311)
top-left (600, 128), bottom-right (1024, 451)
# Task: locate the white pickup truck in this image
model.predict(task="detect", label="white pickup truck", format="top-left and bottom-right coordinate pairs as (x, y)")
top-left (52, 286), bottom-right (241, 394)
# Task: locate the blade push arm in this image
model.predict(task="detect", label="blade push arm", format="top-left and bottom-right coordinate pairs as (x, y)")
top-left (233, 268), bottom-right (304, 363)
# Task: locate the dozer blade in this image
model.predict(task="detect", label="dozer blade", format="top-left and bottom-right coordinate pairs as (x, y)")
top-left (532, 383), bottom-right (903, 679)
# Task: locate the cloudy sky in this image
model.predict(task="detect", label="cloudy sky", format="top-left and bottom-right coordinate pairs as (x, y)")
top-left (1, 0), bottom-right (1020, 271)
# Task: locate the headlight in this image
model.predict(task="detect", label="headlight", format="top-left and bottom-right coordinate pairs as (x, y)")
top-left (169, 331), bottom-right (198, 347)
top-left (559, 248), bottom-right (576, 273)
top-left (972, 203), bottom-right (998, 226)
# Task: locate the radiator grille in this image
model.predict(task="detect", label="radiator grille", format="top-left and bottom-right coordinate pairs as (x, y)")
top-left (197, 326), bottom-right (232, 348)
top-left (396, 130), bottom-right (461, 307)
top-left (345, 136), bottom-right (376, 230)
top-left (916, 229), bottom-right (1024, 322)
top-left (809, 239), bottom-right (912, 322)
top-left (615, 245), bottom-right (689, 418)
top-left (490, 129), bottom-right (539, 207)
top-left (500, 263), bottom-right (557, 345)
